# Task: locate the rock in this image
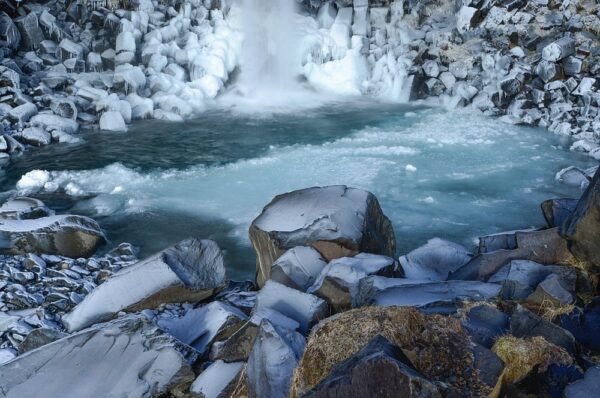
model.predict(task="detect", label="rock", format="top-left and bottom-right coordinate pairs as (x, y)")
top-left (526, 274), bottom-right (574, 308)
top-left (0, 316), bottom-right (197, 398)
top-left (368, 280), bottom-right (501, 311)
top-left (303, 335), bottom-right (442, 397)
top-left (572, 77), bottom-right (596, 97)
top-left (50, 99), bottom-right (77, 120)
top-left (422, 60), bottom-right (440, 78)
top-left (17, 127), bottom-right (52, 147)
top-left (0, 12), bottom-right (20, 50)
top-left (399, 238), bottom-right (471, 281)
top-left (30, 114), bottom-right (79, 134)
top-left (452, 228), bottom-right (574, 280)
top-left (556, 166), bottom-right (590, 189)
top-left (14, 13), bottom-right (43, 51)
top-left (63, 239), bottom-right (225, 332)
top-left (270, 246), bottom-right (327, 291)
top-left (0, 215), bottom-right (105, 258)
top-left (541, 198), bottom-right (578, 228)
top-left (500, 72), bottom-right (525, 97)
top-left (308, 253), bottom-right (396, 312)
top-left (157, 301), bottom-right (247, 354)
top-left (559, 297), bottom-right (600, 352)
top-left (461, 304), bottom-right (509, 349)
top-left (510, 305), bottom-right (576, 354)
top-left (247, 320), bottom-right (305, 398)
top-left (249, 186), bottom-right (395, 287)
top-left (477, 229), bottom-right (532, 253)
top-left (517, 364), bottom-right (583, 398)
top-left (317, 3), bottom-right (337, 29)
top-left (542, 37), bottom-right (576, 62)
top-left (565, 366), bottom-right (600, 398)
top-left (18, 327), bottom-right (65, 354)
top-left (536, 60), bottom-right (559, 83)
top-left (0, 197), bottom-right (54, 220)
top-left (210, 321), bottom-right (258, 363)
top-left (291, 306), bottom-right (498, 397)
top-left (190, 360), bottom-right (244, 398)
top-left (561, 168), bottom-right (600, 272)
top-left (253, 280), bottom-right (328, 333)
top-left (57, 39), bottom-right (84, 61)
top-left (99, 110), bottom-right (127, 132)
top-left (492, 335), bottom-right (573, 386)
top-left (456, 6), bottom-right (480, 33)
top-left (7, 102), bottom-right (37, 125)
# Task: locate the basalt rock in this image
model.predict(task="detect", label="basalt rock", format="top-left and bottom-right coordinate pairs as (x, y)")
top-left (63, 238), bottom-right (225, 332)
top-left (542, 198), bottom-right (578, 229)
top-left (249, 186), bottom-right (395, 288)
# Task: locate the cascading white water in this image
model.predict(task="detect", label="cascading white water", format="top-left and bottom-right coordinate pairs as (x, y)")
top-left (235, 0), bottom-right (302, 100)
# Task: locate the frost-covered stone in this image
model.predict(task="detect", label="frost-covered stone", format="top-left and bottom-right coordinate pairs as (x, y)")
top-left (157, 301), bottom-right (247, 353)
top-left (253, 280), bottom-right (328, 333)
top-left (14, 13), bottom-right (43, 51)
top-left (317, 3), bottom-right (337, 29)
top-left (190, 360), bottom-right (244, 398)
top-left (0, 215), bottom-right (105, 258)
top-left (247, 319), bottom-right (305, 398)
top-left (0, 197), bottom-right (54, 220)
top-left (542, 37), bottom-right (575, 62)
top-left (0, 316), bottom-right (197, 398)
top-left (0, 11), bottom-right (20, 50)
top-left (50, 99), bottom-right (77, 120)
top-left (249, 186), bottom-right (395, 287)
top-left (308, 253), bottom-right (396, 312)
top-left (456, 6), bottom-right (479, 33)
top-left (63, 239), bottom-right (225, 332)
top-left (7, 103), bottom-right (37, 125)
top-left (30, 114), bottom-right (79, 134)
top-left (270, 246), bottom-right (327, 291)
top-left (17, 127), bottom-right (51, 147)
top-left (399, 238), bottom-right (471, 281)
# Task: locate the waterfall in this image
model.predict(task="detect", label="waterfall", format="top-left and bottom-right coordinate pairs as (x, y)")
top-left (237, 0), bottom-right (300, 97)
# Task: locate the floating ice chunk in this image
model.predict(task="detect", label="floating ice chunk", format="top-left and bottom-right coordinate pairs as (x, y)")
top-left (421, 196), bottom-right (436, 204)
top-left (253, 280), bottom-right (328, 333)
top-left (157, 301), bottom-right (247, 353)
top-left (100, 111), bottom-right (127, 132)
top-left (405, 164), bottom-right (417, 172)
top-left (190, 360), bottom-right (244, 398)
top-left (399, 238), bottom-right (472, 281)
top-left (16, 170), bottom-right (50, 195)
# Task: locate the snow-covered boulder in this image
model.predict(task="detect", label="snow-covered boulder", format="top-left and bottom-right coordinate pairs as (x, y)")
top-left (308, 253), bottom-right (397, 312)
top-left (29, 114), bottom-right (79, 134)
top-left (399, 238), bottom-right (472, 281)
top-left (99, 111), bottom-right (127, 132)
top-left (0, 215), bottom-right (105, 258)
top-left (16, 127), bottom-right (51, 147)
top-left (0, 197), bottom-right (54, 220)
top-left (270, 246), bottom-right (327, 291)
top-left (63, 239), bottom-right (226, 332)
top-left (247, 319), bottom-right (305, 398)
top-left (157, 301), bottom-right (247, 354)
top-left (249, 186), bottom-right (395, 287)
top-left (7, 102), bottom-right (37, 125)
top-left (253, 280), bottom-right (328, 333)
top-left (0, 316), bottom-right (197, 398)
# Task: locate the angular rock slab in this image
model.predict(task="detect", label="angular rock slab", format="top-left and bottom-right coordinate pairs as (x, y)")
top-left (562, 167), bottom-right (600, 272)
top-left (303, 335), bottom-right (442, 398)
top-left (0, 215), bottom-right (105, 258)
top-left (0, 316), bottom-right (197, 398)
top-left (270, 246), bottom-right (327, 291)
top-left (541, 198), bottom-right (578, 229)
top-left (0, 197), bottom-right (54, 220)
top-left (565, 366), bottom-right (600, 398)
top-left (63, 239), bottom-right (226, 332)
top-left (560, 297), bottom-right (600, 352)
top-left (399, 238), bottom-right (471, 281)
top-left (249, 186), bottom-right (395, 287)
top-left (190, 360), bottom-right (244, 398)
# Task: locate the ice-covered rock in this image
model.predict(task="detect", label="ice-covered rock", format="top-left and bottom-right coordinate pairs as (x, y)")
top-left (542, 37), bottom-right (575, 62)
top-left (157, 301), bottom-right (247, 354)
top-left (126, 94), bottom-right (154, 119)
top-left (247, 319), bottom-right (305, 398)
top-left (399, 238), bottom-right (471, 281)
top-left (541, 198), bottom-right (579, 229)
top-left (249, 186), bottom-right (395, 287)
top-left (253, 280), bottom-right (328, 333)
top-left (0, 11), bottom-right (20, 50)
top-left (14, 13), bottom-right (43, 51)
top-left (99, 111), bottom-right (127, 132)
top-left (0, 215), bottom-right (105, 258)
top-left (29, 114), bottom-right (79, 135)
top-left (190, 360), bottom-right (244, 398)
top-left (0, 197), bottom-right (54, 220)
top-left (17, 127), bottom-right (51, 147)
top-left (456, 6), bottom-right (480, 33)
top-left (565, 366), bottom-right (600, 398)
top-left (308, 253), bottom-right (396, 312)
top-left (7, 103), bottom-right (37, 125)
top-left (270, 246), bottom-right (327, 291)
top-left (0, 316), bottom-right (197, 398)
top-left (63, 239), bottom-right (225, 332)
top-left (556, 166), bottom-right (591, 189)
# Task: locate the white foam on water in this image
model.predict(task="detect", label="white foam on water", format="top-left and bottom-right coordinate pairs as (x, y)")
top-left (14, 108), bottom-right (587, 248)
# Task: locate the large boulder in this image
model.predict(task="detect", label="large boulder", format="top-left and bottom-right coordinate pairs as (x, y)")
top-left (561, 168), bottom-right (600, 272)
top-left (63, 239), bottom-right (226, 332)
top-left (303, 335), bottom-right (442, 397)
top-left (291, 306), bottom-right (501, 397)
top-left (0, 215), bottom-right (105, 257)
top-left (249, 186), bottom-right (396, 287)
top-left (0, 316), bottom-right (197, 398)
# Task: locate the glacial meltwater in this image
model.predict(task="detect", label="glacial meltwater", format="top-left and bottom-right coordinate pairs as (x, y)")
top-left (1, 101), bottom-right (595, 280)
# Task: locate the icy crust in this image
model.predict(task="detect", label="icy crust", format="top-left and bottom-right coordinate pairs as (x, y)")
top-left (252, 185), bottom-right (370, 245)
top-left (0, 215), bottom-right (106, 257)
top-left (0, 315), bottom-right (197, 398)
top-left (62, 239), bottom-right (225, 332)
top-left (190, 360), bottom-right (244, 398)
top-left (157, 301), bottom-right (247, 354)
top-left (399, 238), bottom-right (472, 281)
top-left (370, 280), bottom-right (502, 308)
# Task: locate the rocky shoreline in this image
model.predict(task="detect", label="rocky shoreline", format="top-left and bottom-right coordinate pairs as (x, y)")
top-left (0, 173), bottom-right (596, 396)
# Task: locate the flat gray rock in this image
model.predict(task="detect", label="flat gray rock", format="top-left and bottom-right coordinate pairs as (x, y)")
top-left (249, 186), bottom-right (395, 287)
top-left (565, 366), bottom-right (600, 398)
top-left (400, 238), bottom-right (471, 281)
top-left (270, 246), bottom-right (327, 291)
top-left (63, 239), bottom-right (226, 332)
top-left (0, 316), bottom-right (197, 398)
